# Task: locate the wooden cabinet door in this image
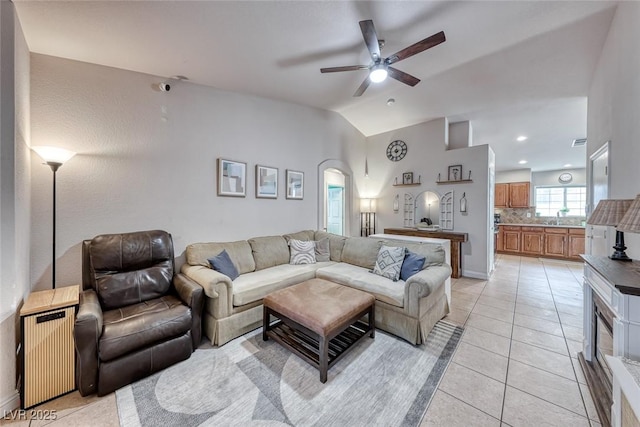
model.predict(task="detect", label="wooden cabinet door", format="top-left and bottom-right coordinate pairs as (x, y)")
top-left (503, 231), bottom-right (521, 253)
top-left (522, 232), bottom-right (544, 255)
top-left (545, 234), bottom-right (567, 257)
top-left (568, 235), bottom-right (585, 259)
top-left (509, 182), bottom-right (530, 208)
top-left (496, 229), bottom-right (504, 251)
top-left (495, 183), bottom-right (508, 208)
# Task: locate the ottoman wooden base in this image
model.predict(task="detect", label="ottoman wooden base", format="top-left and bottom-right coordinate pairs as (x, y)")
top-left (262, 278), bottom-right (375, 383)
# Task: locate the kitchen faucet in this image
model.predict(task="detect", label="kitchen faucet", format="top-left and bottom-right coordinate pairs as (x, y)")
top-left (556, 211), bottom-right (560, 225)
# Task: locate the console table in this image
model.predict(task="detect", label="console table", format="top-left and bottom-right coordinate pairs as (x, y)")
top-left (383, 228), bottom-right (468, 278)
top-left (580, 255), bottom-right (640, 426)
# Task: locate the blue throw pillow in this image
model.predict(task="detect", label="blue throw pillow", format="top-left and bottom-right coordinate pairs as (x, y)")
top-left (400, 250), bottom-right (426, 281)
top-left (208, 249), bottom-right (239, 281)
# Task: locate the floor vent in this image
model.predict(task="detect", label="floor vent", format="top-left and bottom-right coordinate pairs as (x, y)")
top-left (572, 138), bottom-right (587, 147)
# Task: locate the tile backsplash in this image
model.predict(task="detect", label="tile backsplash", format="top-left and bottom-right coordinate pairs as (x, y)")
top-left (496, 207), bottom-right (586, 226)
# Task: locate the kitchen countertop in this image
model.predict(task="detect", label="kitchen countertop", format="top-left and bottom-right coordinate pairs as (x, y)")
top-left (498, 223), bottom-right (585, 229)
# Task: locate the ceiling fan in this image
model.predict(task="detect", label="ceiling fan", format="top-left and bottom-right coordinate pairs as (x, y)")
top-left (321, 20), bottom-right (445, 97)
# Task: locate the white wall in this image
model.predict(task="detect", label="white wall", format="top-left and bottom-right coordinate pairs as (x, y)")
top-left (365, 118), bottom-right (492, 279)
top-left (587, 2), bottom-right (640, 259)
top-left (0, 1), bottom-right (30, 412)
top-left (30, 54), bottom-right (366, 290)
top-left (532, 168), bottom-right (586, 188)
top-left (496, 169), bottom-right (531, 184)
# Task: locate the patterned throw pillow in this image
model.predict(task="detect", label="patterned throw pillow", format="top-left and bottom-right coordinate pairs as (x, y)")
top-left (289, 239), bottom-right (317, 265)
top-left (372, 245), bottom-right (405, 281)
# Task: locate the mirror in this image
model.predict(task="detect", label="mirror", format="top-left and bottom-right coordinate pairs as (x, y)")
top-left (414, 191), bottom-right (440, 228)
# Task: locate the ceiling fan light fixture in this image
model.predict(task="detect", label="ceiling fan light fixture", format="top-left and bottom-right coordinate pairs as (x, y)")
top-left (369, 65), bottom-right (388, 83)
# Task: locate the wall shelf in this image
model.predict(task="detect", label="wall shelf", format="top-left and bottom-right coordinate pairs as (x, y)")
top-left (436, 179), bottom-right (473, 185)
top-left (393, 183), bottom-right (422, 187)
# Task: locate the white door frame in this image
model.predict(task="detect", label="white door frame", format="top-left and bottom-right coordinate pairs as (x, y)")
top-left (586, 141), bottom-right (610, 255)
top-left (317, 160), bottom-right (353, 236)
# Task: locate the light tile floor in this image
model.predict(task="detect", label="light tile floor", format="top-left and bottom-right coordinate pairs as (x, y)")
top-left (422, 254), bottom-right (600, 427)
top-left (1, 254), bottom-right (599, 427)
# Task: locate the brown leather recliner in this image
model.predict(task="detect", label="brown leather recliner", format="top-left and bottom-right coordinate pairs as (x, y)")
top-left (74, 230), bottom-right (204, 396)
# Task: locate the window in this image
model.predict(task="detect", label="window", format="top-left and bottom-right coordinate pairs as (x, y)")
top-left (535, 186), bottom-right (586, 217)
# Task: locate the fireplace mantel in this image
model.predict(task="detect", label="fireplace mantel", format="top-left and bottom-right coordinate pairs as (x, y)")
top-left (580, 255), bottom-right (640, 426)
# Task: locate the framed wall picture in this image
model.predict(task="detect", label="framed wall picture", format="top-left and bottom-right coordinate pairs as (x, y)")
top-left (256, 165), bottom-right (278, 198)
top-left (402, 172), bottom-right (414, 185)
top-left (217, 158), bottom-right (246, 197)
top-left (448, 165), bottom-right (462, 181)
top-left (286, 170), bottom-right (304, 200)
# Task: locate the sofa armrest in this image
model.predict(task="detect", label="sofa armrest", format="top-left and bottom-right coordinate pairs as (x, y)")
top-left (173, 273), bottom-right (204, 349)
top-left (74, 289), bottom-right (103, 396)
top-left (181, 264), bottom-right (234, 319)
top-left (404, 264), bottom-right (452, 316)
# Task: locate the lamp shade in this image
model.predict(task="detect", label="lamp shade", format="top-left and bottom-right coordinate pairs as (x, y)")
top-left (587, 199), bottom-right (633, 226)
top-left (360, 198), bottom-right (376, 213)
top-left (617, 194), bottom-right (640, 233)
top-left (32, 146), bottom-right (76, 165)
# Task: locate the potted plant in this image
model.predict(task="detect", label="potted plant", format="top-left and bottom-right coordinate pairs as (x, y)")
top-left (559, 207), bottom-right (570, 216)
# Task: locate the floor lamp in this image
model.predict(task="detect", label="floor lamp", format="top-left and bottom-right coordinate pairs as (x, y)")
top-left (32, 146), bottom-right (76, 289)
top-left (360, 198), bottom-right (376, 237)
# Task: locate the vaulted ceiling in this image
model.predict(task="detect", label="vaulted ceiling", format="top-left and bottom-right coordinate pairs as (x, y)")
top-left (14, 1), bottom-right (618, 171)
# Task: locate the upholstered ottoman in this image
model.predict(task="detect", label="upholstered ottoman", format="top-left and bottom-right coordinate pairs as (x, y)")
top-left (263, 278), bottom-right (375, 383)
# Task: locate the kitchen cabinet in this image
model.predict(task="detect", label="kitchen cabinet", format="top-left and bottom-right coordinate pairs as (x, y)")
top-left (494, 182), bottom-right (530, 208)
top-left (502, 226), bottom-right (521, 253)
top-left (521, 227), bottom-right (544, 255)
top-left (568, 229), bottom-right (586, 259)
top-left (497, 226), bottom-right (585, 260)
top-left (544, 233), bottom-right (567, 257)
top-left (495, 184), bottom-right (508, 208)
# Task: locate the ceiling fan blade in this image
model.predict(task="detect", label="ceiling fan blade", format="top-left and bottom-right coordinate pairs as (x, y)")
top-left (359, 20), bottom-right (381, 61)
top-left (386, 31), bottom-right (446, 65)
top-left (320, 65), bottom-right (369, 73)
top-left (388, 67), bottom-right (420, 86)
top-left (353, 76), bottom-right (371, 97)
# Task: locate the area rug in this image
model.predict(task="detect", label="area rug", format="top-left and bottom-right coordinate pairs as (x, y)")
top-left (116, 321), bottom-right (463, 427)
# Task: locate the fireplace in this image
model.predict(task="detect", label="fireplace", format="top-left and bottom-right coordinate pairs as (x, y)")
top-left (579, 255), bottom-right (640, 427)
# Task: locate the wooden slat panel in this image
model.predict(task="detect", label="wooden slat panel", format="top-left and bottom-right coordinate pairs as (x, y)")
top-left (23, 307), bottom-right (75, 408)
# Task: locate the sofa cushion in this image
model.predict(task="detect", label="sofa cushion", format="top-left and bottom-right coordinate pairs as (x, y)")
top-left (314, 231), bottom-right (347, 262)
top-left (248, 235), bottom-right (290, 271)
top-left (341, 237), bottom-right (383, 270)
top-left (186, 240), bottom-right (255, 274)
top-left (373, 245), bottom-right (405, 281)
top-left (99, 295), bottom-right (191, 362)
top-left (283, 230), bottom-right (315, 243)
top-left (314, 237), bottom-right (330, 262)
top-left (316, 263), bottom-right (405, 308)
top-left (232, 262), bottom-right (334, 306)
top-left (384, 240), bottom-right (445, 268)
top-left (289, 239), bottom-right (316, 265)
top-left (400, 250), bottom-right (426, 281)
top-left (208, 249), bottom-right (239, 280)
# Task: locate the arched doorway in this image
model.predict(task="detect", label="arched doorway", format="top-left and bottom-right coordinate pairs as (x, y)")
top-left (317, 160), bottom-right (353, 236)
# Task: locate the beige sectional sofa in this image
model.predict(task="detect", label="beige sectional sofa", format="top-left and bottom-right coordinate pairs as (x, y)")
top-left (181, 230), bottom-right (452, 346)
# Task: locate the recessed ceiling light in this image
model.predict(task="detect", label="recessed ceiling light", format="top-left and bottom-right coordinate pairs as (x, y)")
top-left (518, 160), bottom-right (528, 164)
top-left (386, 98), bottom-right (395, 106)
top-left (564, 163), bottom-right (572, 167)
top-left (516, 136), bottom-right (528, 142)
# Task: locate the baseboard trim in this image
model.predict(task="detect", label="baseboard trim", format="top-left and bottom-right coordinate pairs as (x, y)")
top-left (461, 270), bottom-right (489, 280)
top-left (0, 390), bottom-right (20, 414)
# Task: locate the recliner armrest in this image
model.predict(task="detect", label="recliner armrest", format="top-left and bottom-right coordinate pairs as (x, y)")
top-left (174, 273), bottom-right (204, 309)
top-left (173, 273), bottom-right (204, 349)
top-left (74, 289), bottom-right (103, 396)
